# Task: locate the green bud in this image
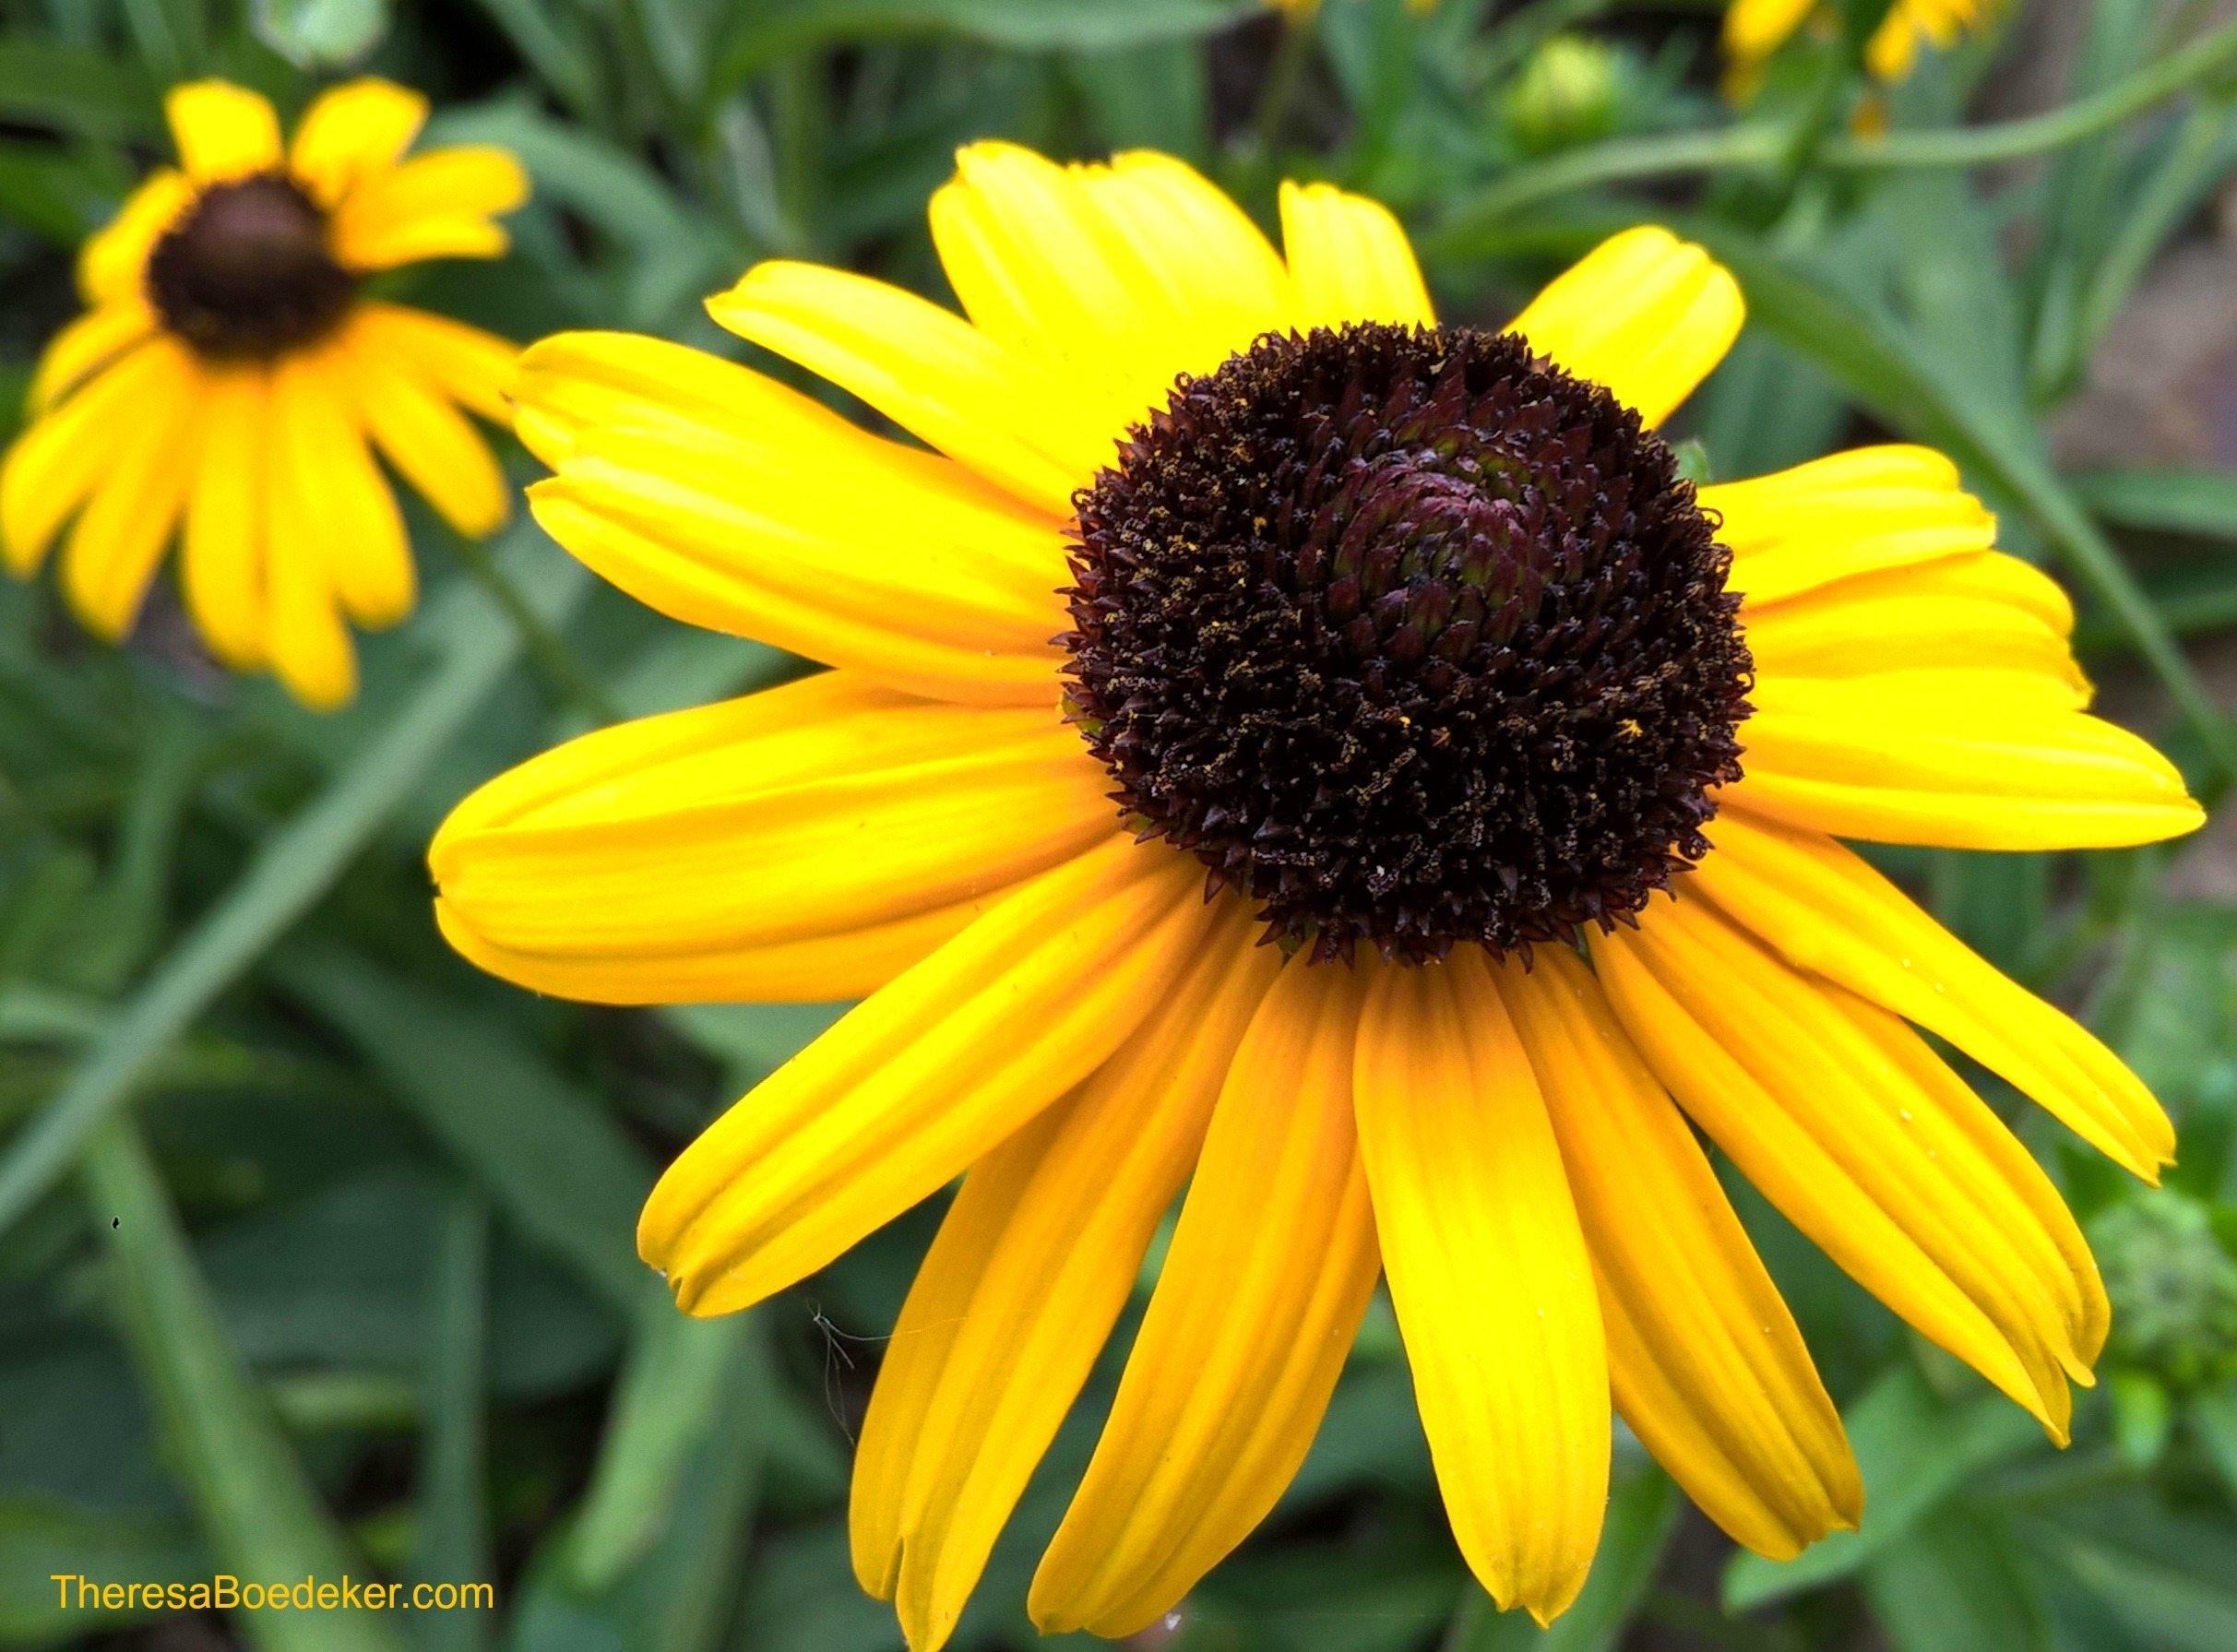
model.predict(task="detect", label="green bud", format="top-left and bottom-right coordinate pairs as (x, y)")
top-left (2091, 1189), bottom-right (2237, 1389)
top-left (1504, 34), bottom-right (1623, 156)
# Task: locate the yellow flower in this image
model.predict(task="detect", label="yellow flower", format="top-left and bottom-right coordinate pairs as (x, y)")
top-left (1, 78), bottom-right (528, 709)
top-left (1726, 0), bottom-right (1991, 90)
top-left (431, 145), bottom-right (2201, 1644)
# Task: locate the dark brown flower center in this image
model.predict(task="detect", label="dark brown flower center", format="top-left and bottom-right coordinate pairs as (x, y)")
top-left (1063, 322), bottom-right (1753, 966)
top-left (146, 172), bottom-right (356, 357)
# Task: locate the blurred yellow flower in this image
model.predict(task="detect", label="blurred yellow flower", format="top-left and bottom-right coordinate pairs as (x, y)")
top-left (1726, 0), bottom-right (1991, 89)
top-left (0, 79), bottom-right (527, 708)
top-left (434, 145), bottom-right (2196, 1645)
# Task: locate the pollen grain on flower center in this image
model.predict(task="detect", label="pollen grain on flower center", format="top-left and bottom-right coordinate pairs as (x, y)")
top-left (146, 172), bottom-right (357, 358)
top-left (1062, 321), bottom-right (1755, 965)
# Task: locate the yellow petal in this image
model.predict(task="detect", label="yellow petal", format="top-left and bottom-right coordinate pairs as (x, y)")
top-left (707, 260), bottom-right (1114, 517)
top-left (1029, 961), bottom-right (1380, 1638)
top-left (1745, 590), bottom-right (2088, 702)
top-left (1354, 951), bottom-right (1606, 1624)
top-left (30, 300), bottom-right (155, 413)
top-left (77, 171), bottom-right (193, 305)
top-left (1733, 675), bottom-right (2205, 850)
top-left (639, 838), bottom-right (1213, 1316)
top-left (272, 347), bottom-right (414, 630)
top-left (351, 302), bottom-right (517, 422)
top-left (1593, 892), bottom-right (2101, 1436)
top-left (166, 80), bottom-right (282, 183)
top-left (854, 904), bottom-right (1278, 1652)
top-left (1708, 446), bottom-right (2002, 610)
top-left (432, 684), bottom-right (1119, 966)
top-left (262, 365), bottom-right (359, 711)
top-left (1506, 227), bottom-right (1743, 425)
top-left (434, 884), bottom-right (1001, 1005)
top-left (3, 340), bottom-right (174, 576)
top-left (524, 354), bottom-right (1069, 702)
top-left (328, 147), bottom-right (528, 269)
top-left (334, 308), bottom-right (508, 538)
top-left (289, 77), bottom-right (429, 208)
top-left (181, 364), bottom-right (270, 670)
top-left (929, 143), bottom-right (1288, 438)
top-left (1279, 180), bottom-right (1434, 330)
top-left (1495, 948), bottom-right (1862, 1562)
top-left (1693, 805), bottom-right (2174, 1178)
top-left (1766, 547), bottom-right (2077, 638)
top-left (1724, 0), bottom-right (1816, 61)
top-left (60, 345), bottom-right (198, 639)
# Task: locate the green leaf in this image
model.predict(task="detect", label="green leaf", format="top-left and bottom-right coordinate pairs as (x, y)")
top-left (80, 1117), bottom-right (406, 1652)
top-left (0, 41), bottom-right (158, 140)
top-left (710, 0), bottom-right (1258, 95)
top-left (282, 951), bottom-right (653, 1316)
top-left (0, 539), bottom-right (589, 1242)
top-left (2029, 1497), bottom-right (2237, 1652)
top-left (252, 0), bottom-right (391, 67)
top-left (2071, 467), bottom-right (2237, 541)
top-left (1861, 1506), bottom-right (2049, 1652)
top-left (0, 1497), bottom-right (207, 1642)
top-left (1724, 1365), bottom-right (2041, 1610)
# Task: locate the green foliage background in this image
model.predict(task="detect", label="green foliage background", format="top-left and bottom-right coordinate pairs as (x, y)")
top-left (2, 0), bottom-right (2236, 1647)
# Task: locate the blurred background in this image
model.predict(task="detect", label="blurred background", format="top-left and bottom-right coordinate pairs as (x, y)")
top-left (3, 0), bottom-right (2236, 1647)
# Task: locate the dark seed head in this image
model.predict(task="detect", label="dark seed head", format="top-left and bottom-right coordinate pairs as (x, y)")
top-left (1062, 321), bottom-right (1753, 965)
top-left (146, 172), bottom-right (356, 358)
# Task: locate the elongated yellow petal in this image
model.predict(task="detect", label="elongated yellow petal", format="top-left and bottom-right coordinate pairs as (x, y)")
top-left (334, 309), bottom-right (508, 538)
top-left (1745, 591), bottom-right (2088, 702)
top-left (351, 302), bottom-right (517, 422)
top-left (639, 839), bottom-right (1213, 1316)
top-left (1029, 961), bottom-right (1379, 1638)
top-left (77, 171), bottom-right (192, 305)
top-left (1694, 805), bottom-right (2173, 1178)
top-left (1724, 0), bottom-right (1816, 61)
top-left (929, 144), bottom-right (1288, 438)
top-left (708, 260), bottom-right (1114, 516)
top-left (854, 905), bottom-right (1278, 1652)
top-left (434, 885), bottom-right (1003, 1006)
top-left (1774, 547), bottom-right (2076, 637)
top-left (433, 688), bottom-right (1118, 964)
top-left (3, 340), bottom-right (174, 575)
top-left (1279, 180), bottom-right (1434, 329)
top-left (263, 390), bottom-right (358, 709)
top-left (1708, 446), bottom-right (1998, 608)
top-left (273, 349), bottom-right (414, 630)
top-left (289, 77), bottom-right (428, 208)
top-left (1733, 676), bottom-right (2204, 849)
top-left (1495, 948), bottom-right (1862, 1562)
top-left (166, 80), bottom-right (281, 182)
top-left (526, 373), bottom-right (1068, 702)
top-left (1354, 951), bottom-right (1606, 1624)
top-left (30, 300), bottom-right (154, 413)
top-left (182, 364), bottom-right (270, 670)
top-left (329, 147), bottom-right (528, 269)
top-left (1506, 227), bottom-right (1743, 425)
top-left (60, 344), bottom-right (197, 639)
top-left (1593, 892), bottom-right (2100, 1437)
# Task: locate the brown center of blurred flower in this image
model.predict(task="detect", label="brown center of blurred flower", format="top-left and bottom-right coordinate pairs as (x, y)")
top-left (1062, 321), bottom-right (1754, 966)
top-left (146, 172), bottom-right (357, 358)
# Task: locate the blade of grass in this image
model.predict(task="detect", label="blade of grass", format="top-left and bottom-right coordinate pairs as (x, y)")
top-left (82, 1115), bottom-right (407, 1652)
top-left (413, 1190), bottom-right (492, 1652)
top-left (0, 534), bottom-right (590, 1239)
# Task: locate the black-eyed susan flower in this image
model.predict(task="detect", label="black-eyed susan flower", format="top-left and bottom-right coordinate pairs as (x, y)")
top-left (431, 144), bottom-right (2201, 1643)
top-left (1725, 0), bottom-right (1992, 90)
top-left (1, 78), bottom-right (527, 708)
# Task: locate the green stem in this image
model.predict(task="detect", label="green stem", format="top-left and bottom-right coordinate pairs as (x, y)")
top-left (1434, 21), bottom-right (2237, 232)
top-left (448, 535), bottom-right (619, 727)
top-left (1247, 10), bottom-right (1318, 163)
